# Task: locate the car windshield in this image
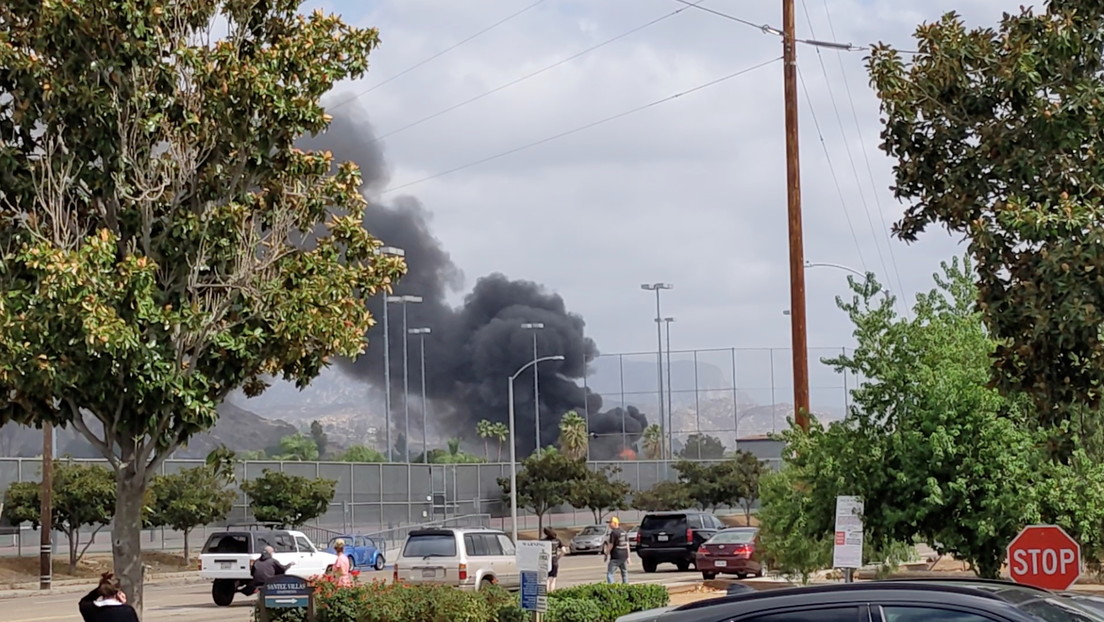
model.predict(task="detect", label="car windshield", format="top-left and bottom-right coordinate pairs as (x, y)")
top-left (403, 534), bottom-right (457, 558)
top-left (710, 530), bottom-right (757, 544)
top-left (579, 526), bottom-right (605, 536)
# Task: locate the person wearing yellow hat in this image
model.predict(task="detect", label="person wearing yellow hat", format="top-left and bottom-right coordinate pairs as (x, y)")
top-left (603, 516), bottom-right (630, 584)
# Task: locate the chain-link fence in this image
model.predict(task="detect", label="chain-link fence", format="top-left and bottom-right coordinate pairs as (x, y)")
top-left (583, 346), bottom-right (851, 455)
top-left (0, 438), bottom-right (782, 559)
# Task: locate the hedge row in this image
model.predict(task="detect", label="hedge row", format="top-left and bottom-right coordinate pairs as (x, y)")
top-left (257, 579), bottom-right (669, 622)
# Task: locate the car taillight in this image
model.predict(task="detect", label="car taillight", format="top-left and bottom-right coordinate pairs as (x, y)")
top-left (687, 528), bottom-right (694, 542)
top-left (697, 545), bottom-right (708, 555)
top-left (393, 563), bottom-right (399, 583)
top-left (635, 531), bottom-right (641, 543)
top-left (458, 562), bottom-right (468, 581)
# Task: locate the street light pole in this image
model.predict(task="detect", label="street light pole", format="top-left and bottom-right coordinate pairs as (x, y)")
top-left (805, 261), bottom-right (892, 298)
top-left (409, 328), bottom-right (432, 462)
top-left (509, 354), bottom-right (565, 543)
top-left (520, 322), bottom-right (545, 451)
top-left (379, 246), bottom-right (405, 461)
top-left (661, 317), bottom-right (674, 449)
top-left (641, 283), bottom-right (672, 457)
top-left (387, 294), bottom-right (422, 462)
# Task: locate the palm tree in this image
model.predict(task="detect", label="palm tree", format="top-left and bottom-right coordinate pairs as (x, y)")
top-left (476, 419), bottom-right (494, 458)
top-left (558, 411), bottom-right (588, 460)
top-left (447, 437), bottom-right (461, 457)
top-left (491, 422), bottom-right (509, 462)
top-left (642, 424), bottom-right (664, 460)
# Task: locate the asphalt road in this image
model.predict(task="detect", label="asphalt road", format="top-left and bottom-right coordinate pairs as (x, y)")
top-left (3, 553), bottom-right (702, 622)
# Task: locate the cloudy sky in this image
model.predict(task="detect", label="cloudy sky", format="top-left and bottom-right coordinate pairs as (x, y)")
top-left (283, 0), bottom-right (1019, 406)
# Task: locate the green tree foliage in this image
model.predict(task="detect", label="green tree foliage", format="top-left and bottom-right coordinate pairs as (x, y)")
top-left (310, 421), bottom-right (329, 459)
top-left (640, 425), bottom-right (664, 460)
top-left (630, 481), bottom-right (692, 513)
top-left (867, 2), bottom-right (1104, 454)
top-left (0, 1), bottom-right (402, 609)
top-left (336, 445), bottom-right (387, 463)
top-left (558, 411), bottom-right (588, 460)
top-left (420, 438), bottom-right (485, 464)
top-left (2, 461), bottom-right (116, 572)
top-left (476, 420), bottom-right (495, 459)
top-left (761, 260), bottom-right (1104, 578)
top-left (272, 433), bottom-right (320, 461)
top-left (756, 466), bottom-right (831, 584)
top-left (149, 449), bottom-right (237, 562)
top-left (678, 433), bottom-right (725, 460)
top-left (567, 466), bottom-right (630, 523)
top-left (241, 469), bottom-right (336, 527)
top-left (498, 448), bottom-right (588, 532)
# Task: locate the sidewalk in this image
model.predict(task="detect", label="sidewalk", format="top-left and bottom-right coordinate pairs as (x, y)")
top-left (0, 571), bottom-right (205, 600)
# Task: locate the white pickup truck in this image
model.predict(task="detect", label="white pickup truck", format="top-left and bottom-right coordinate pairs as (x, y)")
top-left (199, 527), bottom-right (337, 606)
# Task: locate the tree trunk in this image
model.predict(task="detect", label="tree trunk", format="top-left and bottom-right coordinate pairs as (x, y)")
top-left (68, 527), bottom-right (78, 574)
top-left (183, 528), bottom-right (190, 565)
top-left (537, 511), bottom-right (544, 534)
top-left (113, 466), bottom-right (147, 617)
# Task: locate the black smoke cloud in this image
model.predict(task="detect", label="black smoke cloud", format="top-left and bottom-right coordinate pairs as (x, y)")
top-left (298, 100), bottom-right (646, 458)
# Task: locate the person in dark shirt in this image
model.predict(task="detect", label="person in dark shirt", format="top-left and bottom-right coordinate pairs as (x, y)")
top-left (245, 546), bottom-right (294, 595)
top-left (78, 572), bottom-right (140, 622)
top-left (603, 516), bottom-right (630, 584)
top-left (542, 527), bottom-right (566, 591)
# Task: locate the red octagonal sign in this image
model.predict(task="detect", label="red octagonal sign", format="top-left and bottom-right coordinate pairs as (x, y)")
top-left (1007, 525), bottom-right (1081, 591)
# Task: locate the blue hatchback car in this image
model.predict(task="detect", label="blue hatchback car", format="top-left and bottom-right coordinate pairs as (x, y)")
top-left (326, 535), bottom-right (386, 571)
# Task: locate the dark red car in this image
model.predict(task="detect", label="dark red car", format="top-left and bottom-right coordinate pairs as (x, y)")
top-left (695, 527), bottom-right (763, 580)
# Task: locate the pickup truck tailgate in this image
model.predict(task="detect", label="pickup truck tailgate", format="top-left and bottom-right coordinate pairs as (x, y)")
top-left (200, 554), bottom-right (254, 579)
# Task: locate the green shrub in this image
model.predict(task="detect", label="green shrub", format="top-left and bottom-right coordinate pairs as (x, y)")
top-left (549, 584), bottom-right (669, 622)
top-left (547, 597), bottom-right (603, 622)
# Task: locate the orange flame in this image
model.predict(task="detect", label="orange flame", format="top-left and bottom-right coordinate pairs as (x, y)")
top-left (618, 448), bottom-right (637, 461)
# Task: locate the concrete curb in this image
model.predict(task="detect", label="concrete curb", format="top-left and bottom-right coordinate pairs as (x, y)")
top-left (0, 573), bottom-right (205, 600)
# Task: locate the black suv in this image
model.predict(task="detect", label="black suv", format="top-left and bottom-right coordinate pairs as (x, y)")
top-left (630, 579), bottom-right (1104, 622)
top-left (636, 510), bottom-right (724, 573)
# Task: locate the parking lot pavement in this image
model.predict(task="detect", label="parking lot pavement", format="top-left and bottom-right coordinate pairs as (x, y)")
top-left (4, 553), bottom-right (703, 622)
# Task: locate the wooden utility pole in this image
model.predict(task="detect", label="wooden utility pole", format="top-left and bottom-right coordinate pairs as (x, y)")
top-left (40, 423), bottom-right (53, 590)
top-left (782, 0), bottom-right (810, 430)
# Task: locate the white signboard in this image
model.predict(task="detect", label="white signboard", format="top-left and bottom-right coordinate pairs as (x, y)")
top-left (833, 496), bottom-right (864, 569)
top-left (517, 541), bottom-right (551, 612)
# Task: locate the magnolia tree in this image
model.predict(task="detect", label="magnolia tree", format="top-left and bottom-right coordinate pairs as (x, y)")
top-left (0, 1), bottom-right (403, 613)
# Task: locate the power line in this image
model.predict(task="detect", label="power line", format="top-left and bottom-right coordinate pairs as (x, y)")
top-left (821, 0), bottom-right (911, 313)
top-left (329, 0), bottom-right (548, 111)
top-left (672, 0), bottom-right (918, 54)
top-left (795, 67), bottom-right (870, 278)
top-left (371, 1), bottom-right (706, 143)
top-left (381, 56), bottom-right (782, 195)
top-left (804, 0), bottom-right (909, 315)
top-left (797, 0), bottom-right (894, 305)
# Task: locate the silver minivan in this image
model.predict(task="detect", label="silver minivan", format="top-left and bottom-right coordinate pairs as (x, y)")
top-left (393, 527), bottom-right (520, 591)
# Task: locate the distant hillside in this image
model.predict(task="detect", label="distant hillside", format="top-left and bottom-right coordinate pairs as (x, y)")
top-left (0, 402), bottom-right (296, 459)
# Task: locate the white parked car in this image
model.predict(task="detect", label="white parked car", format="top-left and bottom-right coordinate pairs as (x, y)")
top-left (393, 527), bottom-right (519, 591)
top-left (199, 526), bottom-right (337, 606)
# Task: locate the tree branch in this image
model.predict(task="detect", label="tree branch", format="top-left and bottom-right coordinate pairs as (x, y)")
top-left (68, 403), bottom-right (120, 470)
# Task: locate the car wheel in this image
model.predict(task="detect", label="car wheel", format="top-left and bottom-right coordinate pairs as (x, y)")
top-left (212, 580), bottom-right (236, 607)
top-left (755, 567), bottom-right (764, 578)
top-left (736, 573), bottom-right (747, 579)
top-left (702, 571), bottom-right (717, 580)
top-left (676, 560), bottom-right (690, 572)
top-left (642, 559), bottom-right (658, 573)
top-left (374, 555), bottom-right (386, 571)
top-left (479, 577), bottom-right (496, 590)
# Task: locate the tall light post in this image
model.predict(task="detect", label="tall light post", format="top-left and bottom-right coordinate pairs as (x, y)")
top-left (509, 354), bottom-right (565, 543)
top-left (660, 316), bottom-right (674, 451)
top-left (409, 327), bottom-right (432, 462)
top-left (640, 283), bottom-right (672, 457)
top-left (520, 322), bottom-right (545, 450)
top-left (386, 294), bottom-right (422, 461)
top-left (379, 246), bottom-right (405, 461)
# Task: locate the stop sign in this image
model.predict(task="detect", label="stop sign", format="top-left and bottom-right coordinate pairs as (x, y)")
top-left (1007, 525), bottom-right (1081, 590)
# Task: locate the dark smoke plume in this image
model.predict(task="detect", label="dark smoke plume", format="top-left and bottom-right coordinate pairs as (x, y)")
top-left (298, 99), bottom-right (646, 458)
